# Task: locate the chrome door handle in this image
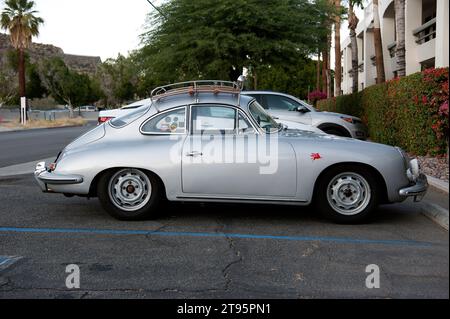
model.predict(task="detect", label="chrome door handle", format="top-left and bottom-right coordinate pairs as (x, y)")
top-left (186, 151), bottom-right (203, 157)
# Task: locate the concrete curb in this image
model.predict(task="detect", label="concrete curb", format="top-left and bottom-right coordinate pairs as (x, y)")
top-left (421, 201), bottom-right (449, 231)
top-left (426, 175), bottom-right (449, 194)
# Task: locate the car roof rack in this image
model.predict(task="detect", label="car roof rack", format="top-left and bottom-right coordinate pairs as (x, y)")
top-left (150, 80), bottom-right (241, 103)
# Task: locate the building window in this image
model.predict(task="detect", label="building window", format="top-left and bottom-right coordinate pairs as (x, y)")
top-left (421, 58), bottom-right (435, 71)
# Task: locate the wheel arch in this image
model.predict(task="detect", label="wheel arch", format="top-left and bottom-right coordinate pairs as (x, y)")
top-left (312, 162), bottom-right (389, 204)
top-left (88, 167), bottom-right (167, 200)
top-left (317, 123), bottom-right (352, 137)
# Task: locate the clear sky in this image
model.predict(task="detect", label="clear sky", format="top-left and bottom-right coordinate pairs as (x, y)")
top-left (0, 0), bottom-right (164, 61)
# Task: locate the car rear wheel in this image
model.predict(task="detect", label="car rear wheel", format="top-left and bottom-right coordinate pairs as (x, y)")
top-left (98, 168), bottom-right (160, 220)
top-left (315, 165), bottom-right (379, 223)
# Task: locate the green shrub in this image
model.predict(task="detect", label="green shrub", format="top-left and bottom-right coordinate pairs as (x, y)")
top-left (317, 92), bottom-right (362, 118)
top-left (317, 68), bottom-right (449, 156)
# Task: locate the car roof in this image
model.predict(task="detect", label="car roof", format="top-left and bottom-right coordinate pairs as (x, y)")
top-left (151, 92), bottom-right (255, 113)
top-left (243, 91), bottom-right (312, 106)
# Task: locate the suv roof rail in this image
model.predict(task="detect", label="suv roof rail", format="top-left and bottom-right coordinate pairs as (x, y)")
top-left (150, 80), bottom-right (240, 102)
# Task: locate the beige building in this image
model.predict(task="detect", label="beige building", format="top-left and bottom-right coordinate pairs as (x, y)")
top-left (340, 0), bottom-right (449, 94)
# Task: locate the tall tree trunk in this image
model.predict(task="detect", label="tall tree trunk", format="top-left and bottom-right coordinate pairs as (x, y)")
top-left (394, 0), bottom-right (406, 77)
top-left (373, 0), bottom-right (386, 83)
top-left (316, 51), bottom-right (321, 91)
top-left (18, 48), bottom-right (27, 122)
top-left (326, 31), bottom-right (332, 98)
top-left (348, 4), bottom-right (359, 93)
top-left (68, 101), bottom-right (74, 119)
top-left (18, 49), bottom-right (26, 98)
top-left (322, 49), bottom-right (328, 93)
top-left (334, 0), bottom-right (342, 96)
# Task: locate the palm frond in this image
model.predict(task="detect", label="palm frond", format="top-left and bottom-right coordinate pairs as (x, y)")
top-left (0, 0), bottom-right (44, 49)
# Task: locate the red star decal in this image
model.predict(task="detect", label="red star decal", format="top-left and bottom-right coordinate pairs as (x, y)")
top-left (311, 153), bottom-right (322, 161)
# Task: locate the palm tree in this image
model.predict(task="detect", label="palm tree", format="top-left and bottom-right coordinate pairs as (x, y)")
top-left (348, 0), bottom-right (363, 93)
top-left (373, 0), bottom-right (386, 83)
top-left (1, 0), bottom-right (44, 115)
top-left (394, 0), bottom-right (406, 77)
top-left (334, 0), bottom-right (342, 96)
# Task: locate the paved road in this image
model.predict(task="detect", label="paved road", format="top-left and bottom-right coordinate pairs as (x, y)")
top-left (0, 122), bottom-right (97, 168)
top-left (0, 174), bottom-right (448, 299)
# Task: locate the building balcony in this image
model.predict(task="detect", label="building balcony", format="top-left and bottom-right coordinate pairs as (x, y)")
top-left (413, 17), bottom-right (436, 45)
top-left (387, 42), bottom-right (397, 58)
top-left (358, 62), bottom-right (364, 73)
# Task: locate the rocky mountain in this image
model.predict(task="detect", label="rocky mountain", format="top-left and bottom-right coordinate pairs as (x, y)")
top-left (0, 33), bottom-right (101, 75)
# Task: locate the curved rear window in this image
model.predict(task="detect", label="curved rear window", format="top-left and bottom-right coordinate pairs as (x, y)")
top-left (110, 105), bottom-right (150, 128)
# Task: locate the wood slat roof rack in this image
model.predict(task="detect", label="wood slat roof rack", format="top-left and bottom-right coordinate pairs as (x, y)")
top-left (151, 80), bottom-right (241, 102)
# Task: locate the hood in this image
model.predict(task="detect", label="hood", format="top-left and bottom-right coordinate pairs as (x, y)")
top-left (317, 111), bottom-right (361, 120)
top-left (280, 128), bottom-right (360, 142)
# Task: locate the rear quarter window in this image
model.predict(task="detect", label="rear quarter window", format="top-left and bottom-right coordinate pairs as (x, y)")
top-left (110, 106), bottom-right (150, 128)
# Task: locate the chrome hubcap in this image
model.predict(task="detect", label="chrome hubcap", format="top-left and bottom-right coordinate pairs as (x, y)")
top-left (108, 169), bottom-right (151, 212)
top-left (326, 172), bottom-right (371, 216)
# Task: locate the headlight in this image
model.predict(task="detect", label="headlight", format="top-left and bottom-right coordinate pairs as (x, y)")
top-left (410, 159), bottom-right (420, 178)
top-left (340, 117), bottom-right (354, 124)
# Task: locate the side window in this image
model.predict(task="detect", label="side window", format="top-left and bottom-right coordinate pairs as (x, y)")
top-left (238, 112), bottom-right (256, 134)
top-left (247, 94), bottom-right (268, 109)
top-left (192, 106), bottom-right (236, 135)
top-left (266, 95), bottom-right (300, 111)
top-left (141, 107), bottom-right (186, 134)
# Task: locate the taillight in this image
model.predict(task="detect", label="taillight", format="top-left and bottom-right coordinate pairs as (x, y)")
top-left (98, 117), bottom-right (114, 124)
top-left (49, 163), bottom-right (57, 171)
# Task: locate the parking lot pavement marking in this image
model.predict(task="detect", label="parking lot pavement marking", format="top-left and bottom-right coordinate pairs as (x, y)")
top-left (0, 226), bottom-right (436, 247)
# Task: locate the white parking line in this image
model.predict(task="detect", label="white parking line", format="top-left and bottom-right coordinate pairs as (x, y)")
top-left (0, 157), bottom-right (54, 177)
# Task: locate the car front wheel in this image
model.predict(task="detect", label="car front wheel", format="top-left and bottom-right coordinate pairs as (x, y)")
top-left (98, 168), bottom-right (160, 220)
top-left (315, 166), bottom-right (379, 223)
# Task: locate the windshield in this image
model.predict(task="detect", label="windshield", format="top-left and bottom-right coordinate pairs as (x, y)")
top-left (110, 105), bottom-right (150, 128)
top-left (248, 101), bottom-right (281, 133)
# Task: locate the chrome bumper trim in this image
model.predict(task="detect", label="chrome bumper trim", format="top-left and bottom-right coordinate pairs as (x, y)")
top-left (36, 171), bottom-right (83, 184)
top-left (399, 174), bottom-right (428, 202)
top-left (34, 161), bottom-right (83, 192)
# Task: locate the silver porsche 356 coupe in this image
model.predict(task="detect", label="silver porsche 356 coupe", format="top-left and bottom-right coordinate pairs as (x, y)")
top-left (34, 80), bottom-right (428, 223)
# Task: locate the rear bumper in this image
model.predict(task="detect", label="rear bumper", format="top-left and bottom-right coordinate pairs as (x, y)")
top-left (399, 174), bottom-right (428, 202)
top-left (34, 162), bottom-right (83, 193)
top-left (349, 123), bottom-right (369, 140)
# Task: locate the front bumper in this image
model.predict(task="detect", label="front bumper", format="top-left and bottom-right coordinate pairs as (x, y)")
top-left (34, 161), bottom-right (83, 193)
top-left (399, 174), bottom-right (428, 202)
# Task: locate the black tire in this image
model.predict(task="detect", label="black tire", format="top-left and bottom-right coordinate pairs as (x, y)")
top-left (314, 165), bottom-right (380, 224)
top-left (322, 128), bottom-right (349, 137)
top-left (97, 168), bottom-right (161, 221)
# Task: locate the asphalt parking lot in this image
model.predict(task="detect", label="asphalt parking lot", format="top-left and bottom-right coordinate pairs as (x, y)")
top-left (0, 173), bottom-right (448, 299)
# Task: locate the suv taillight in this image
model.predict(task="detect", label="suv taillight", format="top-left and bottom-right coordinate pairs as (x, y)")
top-left (98, 117), bottom-right (114, 124)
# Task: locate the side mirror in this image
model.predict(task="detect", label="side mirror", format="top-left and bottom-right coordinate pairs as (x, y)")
top-left (297, 106), bottom-right (308, 113)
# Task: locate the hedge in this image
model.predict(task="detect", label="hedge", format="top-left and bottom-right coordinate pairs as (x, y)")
top-left (317, 68), bottom-right (449, 156)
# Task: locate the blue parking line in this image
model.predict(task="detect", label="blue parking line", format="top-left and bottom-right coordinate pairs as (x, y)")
top-left (0, 226), bottom-right (434, 247)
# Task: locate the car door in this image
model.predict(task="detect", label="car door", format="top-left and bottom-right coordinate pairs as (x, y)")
top-left (263, 94), bottom-right (312, 125)
top-left (181, 104), bottom-right (297, 198)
